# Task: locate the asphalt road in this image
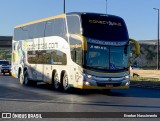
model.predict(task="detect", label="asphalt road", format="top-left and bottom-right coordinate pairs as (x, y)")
top-left (0, 74), bottom-right (160, 121)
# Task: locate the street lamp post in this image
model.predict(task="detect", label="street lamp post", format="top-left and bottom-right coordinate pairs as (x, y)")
top-left (153, 8), bottom-right (159, 70)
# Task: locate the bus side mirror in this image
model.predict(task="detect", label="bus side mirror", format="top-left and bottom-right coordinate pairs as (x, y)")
top-left (129, 38), bottom-right (140, 57)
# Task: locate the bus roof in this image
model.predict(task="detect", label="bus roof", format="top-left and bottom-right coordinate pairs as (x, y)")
top-left (15, 14), bottom-right (65, 28)
top-left (67, 12), bottom-right (124, 20)
top-left (15, 12), bottom-right (124, 28)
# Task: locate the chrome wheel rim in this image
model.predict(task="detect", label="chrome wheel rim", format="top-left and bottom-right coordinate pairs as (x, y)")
top-left (19, 72), bottom-right (24, 84)
top-left (54, 74), bottom-right (59, 89)
top-left (63, 75), bottom-right (68, 90)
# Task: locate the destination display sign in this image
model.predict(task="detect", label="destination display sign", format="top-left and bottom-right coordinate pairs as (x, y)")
top-left (87, 38), bottom-right (127, 46)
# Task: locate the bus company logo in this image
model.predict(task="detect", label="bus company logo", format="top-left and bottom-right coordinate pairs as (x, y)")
top-left (89, 20), bottom-right (122, 26)
top-left (89, 20), bottom-right (107, 24)
top-left (2, 113), bottom-right (11, 119)
top-left (108, 78), bottom-right (112, 82)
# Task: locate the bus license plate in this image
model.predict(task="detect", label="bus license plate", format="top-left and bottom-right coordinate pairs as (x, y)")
top-left (4, 70), bottom-right (8, 72)
top-left (105, 84), bottom-right (113, 88)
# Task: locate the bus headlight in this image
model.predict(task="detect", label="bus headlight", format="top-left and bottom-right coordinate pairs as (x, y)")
top-left (83, 73), bottom-right (92, 79)
top-left (87, 75), bottom-right (92, 78)
top-left (84, 81), bottom-right (90, 85)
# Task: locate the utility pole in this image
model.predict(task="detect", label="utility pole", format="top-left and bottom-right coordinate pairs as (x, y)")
top-left (64, 0), bottom-right (66, 13)
top-left (106, 0), bottom-right (108, 14)
top-left (153, 8), bottom-right (159, 70)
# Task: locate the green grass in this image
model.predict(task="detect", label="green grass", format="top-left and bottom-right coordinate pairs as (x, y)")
top-left (130, 77), bottom-right (160, 88)
top-left (130, 77), bottom-right (160, 81)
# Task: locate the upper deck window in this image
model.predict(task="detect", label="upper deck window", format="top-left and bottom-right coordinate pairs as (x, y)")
top-left (45, 18), bottom-right (66, 37)
top-left (14, 18), bottom-right (66, 41)
top-left (66, 15), bottom-right (81, 34)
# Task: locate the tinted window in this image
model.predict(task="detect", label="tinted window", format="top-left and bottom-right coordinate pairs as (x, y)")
top-left (70, 37), bottom-right (82, 65)
top-left (0, 61), bottom-right (9, 65)
top-left (67, 15), bottom-right (82, 65)
top-left (53, 19), bottom-right (66, 36)
top-left (28, 22), bottom-right (45, 39)
top-left (85, 43), bottom-right (129, 70)
top-left (45, 21), bottom-right (53, 36)
top-left (28, 50), bottom-right (67, 65)
top-left (14, 22), bottom-right (46, 41)
top-left (14, 27), bottom-right (29, 40)
top-left (45, 18), bottom-right (67, 38)
top-left (67, 15), bottom-right (81, 34)
top-left (14, 18), bottom-right (67, 41)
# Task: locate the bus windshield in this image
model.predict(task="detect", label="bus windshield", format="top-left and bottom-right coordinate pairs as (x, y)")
top-left (81, 14), bottom-right (129, 40)
top-left (0, 61), bottom-right (9, 65)
top-left (85, 43), bottom-right (129, 70)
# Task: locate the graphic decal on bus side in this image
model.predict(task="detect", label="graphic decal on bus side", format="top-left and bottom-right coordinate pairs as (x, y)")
top-left (14, 41), bottom-right (27, 76)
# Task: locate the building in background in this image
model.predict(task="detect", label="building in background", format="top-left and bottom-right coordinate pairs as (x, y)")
top-left (0, 36), bottom-right (12, 61)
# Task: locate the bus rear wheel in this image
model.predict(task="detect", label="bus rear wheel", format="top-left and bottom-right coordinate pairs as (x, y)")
top-left (62, 72), bottom-right (70, 91)
top-left (19, 70), bottom-right (30, 86)
top-left (52, 71), bottom-right (60, 90)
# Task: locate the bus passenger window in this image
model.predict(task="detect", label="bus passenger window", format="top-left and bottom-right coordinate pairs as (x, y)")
top-left (67, 15), bottom-right (81, 34)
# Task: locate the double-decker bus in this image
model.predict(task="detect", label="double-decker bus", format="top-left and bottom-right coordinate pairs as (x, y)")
top-left (11, 12), bottom-right (140, 91)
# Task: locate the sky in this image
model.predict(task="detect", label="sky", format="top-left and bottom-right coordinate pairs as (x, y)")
top-left (0, 0), bottom-right (160, 40)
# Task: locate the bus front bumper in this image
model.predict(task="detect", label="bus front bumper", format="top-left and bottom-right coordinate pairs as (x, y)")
top-left (77, 74), bottom-right (130, 89)
top-left (77, 85), bottom-right (129, 89)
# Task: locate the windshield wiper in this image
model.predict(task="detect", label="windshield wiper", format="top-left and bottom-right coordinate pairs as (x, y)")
top-left (92, 65), bottom-right (106, 69)
top-left (86, 65), bottom-right (106, 69)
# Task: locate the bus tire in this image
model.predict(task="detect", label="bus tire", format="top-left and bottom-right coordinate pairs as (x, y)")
top-left (19, 70), bottom-right (24, 85)
top-left (52, 71), bottom-right (60, 90)
top-left (62, 72), bottom-right (70, 91)
top-left (24, 71), bottom-right (30, 85)
top-left (19, 70), bottom-right (30, 86)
